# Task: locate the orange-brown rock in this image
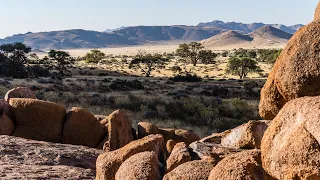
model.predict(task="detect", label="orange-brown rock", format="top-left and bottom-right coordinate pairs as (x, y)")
top-left (200, 130), bottom-right (230, 144)
top-left (96, 134), bottom-right (164, 180)
top-left (173, 129), bottom-right (200, 145)
top-left (158, 128), bottom-right (175, 142)
top-left (5, 87), bottom-right (36, 102)
top-left (189, 141), bottom-right (241, 161)
top-left (260, 20), bottom-right (320, 120)
top-left (9, 98), bottom-right (66, 143)
top-left (115, 151), bottom-right (161, 180)
top-left (261, 96), bottom-right (320, 179)
top-left (208, 150), bottom-right (273, 180)
top-left (0, 115), bottom-right (15, 135)
top-left (62, 107), bottom-right (106, 147)
top-left (221, 120), bottom-right (269, 149)
top-left (314, 2), bottom-right (320, 21)
top-left (0, 99), bottom-right (12, 117)
top-left (166, 142), bottom-right (191, 173)
top-left (137, 122), bottom-right (159, 139)
top-left (163, 160), bottom-right (216, 180)
top-left (166, 139), bottom-right (176, 154)
top-left (107, 110), bottom-right (133, 150)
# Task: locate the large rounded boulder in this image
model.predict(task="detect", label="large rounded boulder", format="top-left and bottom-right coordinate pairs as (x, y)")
top-left (137, 122), bottom-right (159, 139)
top-left (96, 134), bottom-right (164, 180)
top-left (208, 150), bottom-right (273, 180)
top-left (221, 120), bottom-right (269, 149)
top-left (9, 98), bottom-right (66, 143)
top-left (115, 151), bottom-right (161, 180)
top-left (261, 96), bottom-right (320, 179)
top-left (166, 142), bottom-right (191, 173)
top-left (5, 87), bottom-right (36, 102)
top-left (163, 160), bottom-right (216, 180)
top-left (259, 20), bottom-right (320, 120)
top-left (0, 100), bottom-right (14, 135)
top-left (62, 107), bottom-right (106, 148)
top-left (107, 110), bottom-right (134, 151)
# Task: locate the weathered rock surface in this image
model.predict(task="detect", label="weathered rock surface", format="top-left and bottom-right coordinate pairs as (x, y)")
top-left (261, 96), bottom-right (320, 179)
top-left (314, 2), bottom-right (320, 21)
top-left (166, 139), bottom-right (176, 154)
top-left (0, 99), bottom-right (12, 117)
top-left (260, 20), bottom-right (320, 119)
top-left (0, 135), bottom-right (102, 179)
top-left (115, 151), bottom-right (161, 180)
top-left (200, 130), bottom-right (231, 144)
top-left (96, 134), bottom-right (164, 180)
top-left (0, 115), bottom-right (14, 135)
top-left (137, 122), bottom-right (200, 145)
top-left (173, 129), bottom-right (200, 145)
top-left (189, 141), bottom-right (241, 161)
top-left (5, 87), bottom-right (36, 102)
top-left (62, 107), bottom-right (106, 148)
top-left (166, 142), bottom-right (191, 173)
top-left (221, 120), bottom-right (269, 149)
top-left (138, 122), bottom-right (159, 139)
top-left (163, 160), bottom-right (216, 180)
top-left (9, 98), bottom-right (66, 143)
top-left (208, 150), bottom-right (273, 180)
top-left (107, 110), bottom-right (133, 151)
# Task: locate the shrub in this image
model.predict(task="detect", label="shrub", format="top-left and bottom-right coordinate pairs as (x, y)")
top-left (110, 79), bottom-right (144, 91)
top-left (169, 74), bottom-right (202, 82)
top-left (243, 81), bottom-right (258, 91)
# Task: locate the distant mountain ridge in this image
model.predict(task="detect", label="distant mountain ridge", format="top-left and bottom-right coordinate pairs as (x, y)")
top-left (0, 20), bottom-right (304, 50)
top-left (201, 25), bottom-right (293, 49)
top-left (197, 20), bottom-right (304, 34)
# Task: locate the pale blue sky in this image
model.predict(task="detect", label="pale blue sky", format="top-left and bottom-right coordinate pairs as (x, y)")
top-left (0, 0), bottom-right (318, 38)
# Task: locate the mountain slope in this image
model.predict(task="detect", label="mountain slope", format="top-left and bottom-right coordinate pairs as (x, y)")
top-left (1, 29), bottom-right (138, 50)
top-left (114, 26), bottom-right (222, 42)
top-left (201, 25), bottom-right (292, 49)
top-left (197, 20), bottom-right (303, 34)
top-left (249, 25), bottom-right (293, 41)
top-left (201, 30), bottom-right (253, 47)
top-left (0, 20), bottom-right (300, 50)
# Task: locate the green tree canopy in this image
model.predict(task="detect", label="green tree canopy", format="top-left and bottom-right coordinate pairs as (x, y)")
top-left (176, 42), bottom-right (217, 66)
top-left (84, 49), bottom-right (105, 63)
top-left (129, 51), bottom-right (169, 77)
top-left (48, 50), bottom-right (74, 79)
top-left (257, 49), bottom-right (282, 65)
top-left (225, 57), bottom-right (262, 79)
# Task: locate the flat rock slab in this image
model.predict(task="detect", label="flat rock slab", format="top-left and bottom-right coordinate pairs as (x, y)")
top-left (0, 135), bottom-right (102, 179)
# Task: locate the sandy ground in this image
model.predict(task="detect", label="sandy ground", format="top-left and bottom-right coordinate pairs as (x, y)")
top-left (75, 56), bottom-right (272, 79)
top-left (34, 44), bottom-right (276, 79)
top-left (36, 43), bottom-right (285, 58)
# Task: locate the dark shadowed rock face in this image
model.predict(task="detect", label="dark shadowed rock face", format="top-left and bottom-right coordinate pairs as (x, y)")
top-left (0, 135), bottom-right (102, 179)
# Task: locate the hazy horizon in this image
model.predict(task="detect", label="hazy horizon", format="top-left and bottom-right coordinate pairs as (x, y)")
top-left (0, 0), bottom-right (318, 38)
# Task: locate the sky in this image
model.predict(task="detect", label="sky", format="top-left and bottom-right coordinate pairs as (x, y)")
top-left (0, 0), bottom-right (318, 38)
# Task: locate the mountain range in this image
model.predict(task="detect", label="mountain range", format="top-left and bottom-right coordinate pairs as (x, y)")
top-left (201, 26), bottom-right (293, 49)
top-left (0, 20), bottom-right (304, 50)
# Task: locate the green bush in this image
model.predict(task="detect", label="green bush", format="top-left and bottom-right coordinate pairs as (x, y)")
top-left (169, 74), bottom-right (202, 82)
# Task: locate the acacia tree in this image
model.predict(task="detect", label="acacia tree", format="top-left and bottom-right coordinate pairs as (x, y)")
top-left (47, 50), bottom-right (74, 79)
top-left (84, 49), bottom-right (105, 63)
top-left (129, 51), bottom-right (169, 77)
top-left (0, 42), bottom-right (32, 78)
top-left (225, 57), bottom-right (262, 79)
top-left (176, 42), bottom-right (217, 66)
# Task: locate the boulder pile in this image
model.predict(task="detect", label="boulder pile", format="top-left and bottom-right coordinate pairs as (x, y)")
top-left (1, 4), bottom-right (320, 178)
